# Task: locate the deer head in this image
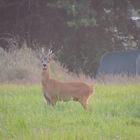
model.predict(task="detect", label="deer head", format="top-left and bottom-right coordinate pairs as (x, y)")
top-left (42, 49), bottom-right (53, 70)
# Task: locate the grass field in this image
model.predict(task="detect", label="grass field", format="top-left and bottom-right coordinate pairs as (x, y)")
top-left (0, 84), bottom-right (140, 140)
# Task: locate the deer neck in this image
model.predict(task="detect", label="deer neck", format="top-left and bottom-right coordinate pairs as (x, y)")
top-left (42, 66), bottom-right (50, 84)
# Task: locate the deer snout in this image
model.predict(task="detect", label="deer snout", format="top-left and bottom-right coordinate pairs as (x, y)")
top-left (43, 64), bottom-right (47, 67)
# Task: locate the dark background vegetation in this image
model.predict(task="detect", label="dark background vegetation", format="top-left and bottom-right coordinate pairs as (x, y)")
top-left (0, 0), bottom-right (140, 77)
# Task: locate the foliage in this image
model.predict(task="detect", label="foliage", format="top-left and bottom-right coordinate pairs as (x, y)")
top-left (0, 0), bottom-right (140, 76)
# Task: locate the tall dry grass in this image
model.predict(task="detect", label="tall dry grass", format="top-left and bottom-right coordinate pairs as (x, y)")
top-left (0, 47), bottom-right (41, 84)
top-left (0, 46), bottom-right (94, 84)
top-left (96, 74), bottom-right (140, 85)
top-left (0, 44), bottom-right (139, 85)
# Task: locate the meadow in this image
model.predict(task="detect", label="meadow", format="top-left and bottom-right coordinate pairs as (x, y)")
top-left (0, 84), bottom-right (140, 140)
top-left (0, 47), bottom-right (140, 139)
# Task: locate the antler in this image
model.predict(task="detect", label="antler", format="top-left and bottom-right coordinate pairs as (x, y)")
top-left (41, 48), bottom-right (52, 57)
top-left (42, 48), bottom-right (45, 56)
top-left (48, 49), bottom-right (52, 54)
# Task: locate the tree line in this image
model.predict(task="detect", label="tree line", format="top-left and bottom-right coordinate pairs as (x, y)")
top-left (0, 0), bottom-right (140, 76)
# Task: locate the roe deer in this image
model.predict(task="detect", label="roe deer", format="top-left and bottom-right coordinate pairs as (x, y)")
top-left (41, 49), bottom-right (94, 110)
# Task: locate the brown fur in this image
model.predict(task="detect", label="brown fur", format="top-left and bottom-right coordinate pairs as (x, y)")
top-left (41, 64), bottom-right (93, 110)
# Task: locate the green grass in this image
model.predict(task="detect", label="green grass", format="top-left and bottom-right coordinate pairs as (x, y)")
top-left (0, 84), bottom-right (140, 140)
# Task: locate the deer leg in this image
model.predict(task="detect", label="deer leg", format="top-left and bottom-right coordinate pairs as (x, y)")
top-left (79, 98), bottom-right (88, 110)
top-left (44, 93), bottom-right (51, 106)
top-left (50, 99), bottom-right (56, 107)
